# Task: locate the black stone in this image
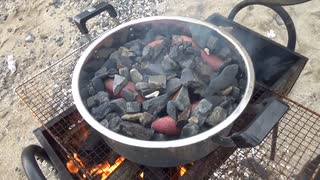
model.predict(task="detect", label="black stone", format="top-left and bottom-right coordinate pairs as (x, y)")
top-left (152, 133), bottom-right (167, 141)
top-left (113, 75), bottom-right (128, 95)
top-left (194, 62), bottom-right (213, 83)
top-left (177, 106), bottom-right (191, 128)
top-left (231, 87), bottom-right (241, 99)
top-left (130, 68), bottom-right (143, 83)
top-left (166, 100), bottom-right (177, 120)
top-left (143, 94), bottom-right (168, 115)
top-left (104, 51), bottom-right (119, 69)
top-left (206, 64), bottom-right (239, 96)
top-left (141, 63), bottom-right (165, 75)
top-left (91, 77), bottom-right (105, 93)
top-left (174, 87), bottom-right (190, 111)
top-left (95, 66), bottom-right (108, 77)
top-left (87, 96), bottom-right (99, 108)
top-left (120, 121), bottom-right (154, 140)
top-left (110, 98), bottom-right (127, 116)
top-left (161, 55), bottom-right (180, 72)
top-left (121, 88), bottom-right (138, 102)
top-left (181, 123), bottom-right (200, 138)
top-left (180, 68), bottom-right (200, 87)
top-left (205, 95), bottom-right (223, 108)
top-left (86, 91), bottom-right (109, 108)
top-left (100, 119), bottom-right (109, 128)
top-left (126, 102), bottom-right (141, 113)
top-left (91, 101), bottom-right (112, 121)
top-left (165, 78), bottom-right (182, 95)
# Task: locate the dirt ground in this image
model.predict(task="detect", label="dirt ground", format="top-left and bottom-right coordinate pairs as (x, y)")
top-left (0, 0), bottom-right (319, 179)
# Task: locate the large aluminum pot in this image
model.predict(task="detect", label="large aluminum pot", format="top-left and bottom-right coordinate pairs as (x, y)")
top-left (72, 16), bottom-right (255, 167)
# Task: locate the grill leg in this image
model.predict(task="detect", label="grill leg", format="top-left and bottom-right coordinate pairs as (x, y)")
top-left (270, 123), bottom-right (279, 161)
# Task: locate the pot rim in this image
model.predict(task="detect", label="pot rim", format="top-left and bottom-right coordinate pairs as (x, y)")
top-left (72, 16), bottom-right (255, 148)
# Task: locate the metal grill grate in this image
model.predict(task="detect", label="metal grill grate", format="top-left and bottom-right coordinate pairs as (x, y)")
top-left (15, 47), bottom-right (320, 179)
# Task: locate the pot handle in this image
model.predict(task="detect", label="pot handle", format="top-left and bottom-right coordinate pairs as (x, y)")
top-left (212, 97), bottom-right (288, 148)
top-left (73, 1), bottom-right (118, 34)
top-left (228, 0), bottom-right (296, 51)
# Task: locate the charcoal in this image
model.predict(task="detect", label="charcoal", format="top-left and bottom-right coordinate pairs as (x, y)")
top-left (119, 67), bottom-right (130, 80)
top-left (144, 91), bottom-right (160, 99)
top-left (139, 112), bottom-right (153, 126)
top-left (165, 78), bottom-right (182, 95)
top-left (113, 75), bottom-right (128, 95)
top-left (148, 75), bottom-right (167, 89)
top-left (120, 121), bottom-right (154, 140)
top-left (161, 55), bottom-right (180, 72)
top-left (118, 46), bottom-right (135, 57)
top-left (206, 36), bottom-right (219, 51)
top-left (231, 87), bottom-right (241, 99)
top-left (205, 96), bottom-right (223, 108)
top-left (110, 98), bottom-right (127, 116)
top-left (117, 56), bottom-right (132, 69)
top-left (130, 68), bottom-right (143, 83)
top-left (91, 77), bottom-right (105, 93)
top-left (126, 102), bottom-right (141, 113)
top-left (95, 47), bottom-right (115, 59)
top-left (135, 82), bottom-right (149, 91)
top-left (143, 94), bottom-right (168, 114)
top-left (221, 86), bottom-right (233, 96)
top-left (166, 100), bottom-right (177, 120)
top-left (121, 113), bottom-right (143, 122)
top-left (152, 133), bottom-right (167, 141)
top-left (188, 116), bottom-right (199, 125)
top-left (91, 102), bottom-right (112, 121)
top-left (181, 123), bottom-right (200, 138)
top-left (100, 118), bottom-right (109, 128)
top-left (206, 64), bottom-right (239, 95)
top-left (109, 116), bottom-right (122, 132)
top-left (121, 88), bottom-right (138, 102)
top-left (192, 99), bottom-right (213, 126)
top-left (174, 87), bottom-right (190, 111)
top-left (177, 106), bottom-right (191, 128)
top-left (206, 106), bottom-right (227, 127)
top-left (180, 68), bottom-right (199, 87)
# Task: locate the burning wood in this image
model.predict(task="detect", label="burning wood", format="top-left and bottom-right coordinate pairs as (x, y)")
top-left (82, 24), bottom-right (246, 141)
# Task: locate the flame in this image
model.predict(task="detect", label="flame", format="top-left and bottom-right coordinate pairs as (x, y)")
top-left (179, 166), bottom-right (187, 176)
top-left (139, 171), bottom-right (144, 179)
top-left (66, 153), bottom-right (85, 174)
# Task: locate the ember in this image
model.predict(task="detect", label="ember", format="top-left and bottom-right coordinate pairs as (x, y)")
top-left (81, 23), bottom-right (246, 140)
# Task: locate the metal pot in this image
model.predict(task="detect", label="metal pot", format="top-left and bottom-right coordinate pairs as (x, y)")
top-left (72, 15), bottom-right (288, 167)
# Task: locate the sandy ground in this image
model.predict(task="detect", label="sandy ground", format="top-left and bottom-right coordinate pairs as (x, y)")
top-left (0, 0), bottom-right (319, 179)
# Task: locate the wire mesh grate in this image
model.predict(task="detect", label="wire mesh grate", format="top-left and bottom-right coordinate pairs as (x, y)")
top-left (15, 46), bottom-right (320, 179)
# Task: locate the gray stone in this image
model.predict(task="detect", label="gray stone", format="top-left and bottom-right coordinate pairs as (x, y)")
top-left (109, 116), bottom-right (122, 132)
top-left (121, 88), bottom-right (138, 102)
top-left (139, 112), bottom-right (153, 127)
top-left (148, 75), bottom-right (167, 89)
top-left (113, 75), bottom-right (128, 95)
top-left (174, 87), bottom-right (190, 111)
top-left (119, 67), bottom-right (130, 80)
top-left (165, 78), bottom-right (182, 95)
top-left (188, 117), bottom-right (199, 125)
top-left (206, 36), bottom-right (218, 50)
top-left (231, 87), bottom-right (241, 99)
top-left (126, 102), bottom-right (141, 113)
top-left (91, 101), bottom-right (112, 121)
top-left (161, 55), bottom-right (180, 72)
top-left (206, 64), bottom-right (239, 96)
top-left (135, 82), bottom-right (149, 91)
top-left (177, 106), bottom-right (191, 128)
top-left (130, 68), bottom-right (143, 83)
top-left (206, 106), bottom-right (227, 127)
top-left (192, 99), bottom-right (213, 126)
top-left (25, 33), bottom-right (35, 43)
top-left (141, 63), bottom-right (165, 75)
top-left (121, 113), bottom-right (143, 122)
top-left (105, 113), bottom-right (118, 121)
top-left (118, 46), bottom-right (135, 57)
top-left (205, 96), bottom-right (223, 108)
top-left (143, 94), bottom-right (168, 115)
top-left (110, 98), bottom-right (127, 116)
top-left (120, 121), bottom-right (154, 140)
top-left (86, 91), bottom-right (110, 108)
top-left (194, 62), bottom-right (213, 83)
top-left (95, 66), bottom-right (108, 77)
top-left (180, 68), bottom-right (199, 87)
top-left (181, 123), bottom-right (200, 138)
top-left (222, 86), bottom-right (233, 96)
top-left (117, 56), bottom-right (132, 69)
top-left (87, 96), bottom-right (98, 108)
top-left (100, 119), bottom-right (109, 128)
top-left (91, 77), bottom-right (105, 93)
top-left (166, 100), bottom-right (177, 120)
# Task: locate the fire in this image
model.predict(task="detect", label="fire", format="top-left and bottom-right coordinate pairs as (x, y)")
top-left (139, 171), bottom-right (144, 179)
top-left (179, 166), bottom-right (187, 176)
top-left (66, 152), bottom-right (125, 180)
